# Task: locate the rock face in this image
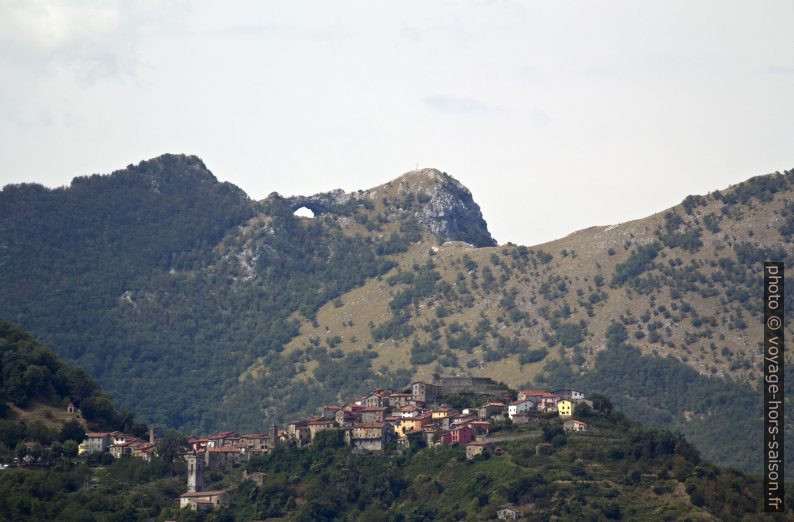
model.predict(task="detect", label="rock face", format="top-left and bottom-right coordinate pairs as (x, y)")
top-left (402, 169), bottom-right (496, 247)
top-left (285, 168), bottom-right (497, 247)
top-left (285, 189), bottom-right (351, 215)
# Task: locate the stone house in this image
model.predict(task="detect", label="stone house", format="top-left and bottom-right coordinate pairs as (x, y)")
top-left (360, 406), bottom-right (387, 423)
top-left (345, 422), bottom-right (392, 451)
top-left (335, 409), bottom-right (359, 427)
top-left (478, 402), bottom-right (505, 420)
top-left (178, 490), bottom-right (229, 511)
top-left (239, 434), bottom-right (269, 451)
top-left (206, 431), bottom-right (238, 448)
top-left (242, 470), bottom-right (267, 486)
top-left (80, 432), bottom-right (111, 454)
top-left (131, 442), bottom-right (156, 462)
top-left (307, 419), bottom-right (339, 441)
top-left (287, 420), bottom-right (312, 447)
top-left (188, 437), bottom-right (210, 452)
top-left (205, 446), bottom-right (246, 468)
top-left (466, 440), bottom-right (495, 459)
top-left (388, 393), bottom-right (413, 408)
top-left (411, 381), bottom-right (442, 403)
top-left (467, 421), bottom-right (491, 436)
top-left (365, 393), bottom-right (389, 408)
top-left (321, 405), bottom-right (342, 419)
top-left (554, 388), bottom-right (585, 401)
top-left (109, 434), bottom-right (145, 459)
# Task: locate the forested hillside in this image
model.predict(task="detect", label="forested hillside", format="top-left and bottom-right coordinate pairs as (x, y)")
top-left (1, 156), bottom-right (792, 476)
top-left (0, 320), bottom-right (143, 462)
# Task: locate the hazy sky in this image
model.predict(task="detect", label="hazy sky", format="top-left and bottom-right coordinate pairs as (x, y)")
top-left (2, 1), bottom-right (793, 245)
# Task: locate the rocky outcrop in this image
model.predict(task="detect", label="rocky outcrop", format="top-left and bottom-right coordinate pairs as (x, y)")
top-left (402, 169), bottom-right (496, 247)
top-left (284, 168), bottom-right (497, 247)
top-left (285, 189), bottom-right (351, 215)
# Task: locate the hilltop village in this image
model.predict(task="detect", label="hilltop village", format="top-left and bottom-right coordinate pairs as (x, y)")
top-left (79, 376), bottom-right (590, 512)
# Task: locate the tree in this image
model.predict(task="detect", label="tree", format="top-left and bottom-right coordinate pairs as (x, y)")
top-left (62, 440), bottom-right (78, 458)
top-left (59, 420), bottom-right (85, 444)
top-left (15, 441), bottom-right (27, 460)
top-left (30, 442), bottom-right (43, 460)
top-left (573, 402), bottom-right (592, 418)
top-left (588, 393), bottom-right (613, 412)
top-left (312, 429), bottom-right (343, 451)
top-left (158, 430), bottom-right (189, 466)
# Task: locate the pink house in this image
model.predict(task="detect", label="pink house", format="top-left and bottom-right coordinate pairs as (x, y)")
top-left (442, 425), bottom-right (474, 446)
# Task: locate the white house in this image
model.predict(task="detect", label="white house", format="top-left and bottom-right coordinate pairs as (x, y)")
top-left (563, 419), bottom-right (589, 432)
top-left (508, 399), bottom-right (535, 420)
top-left (398, 405), bottom-right (421, 418)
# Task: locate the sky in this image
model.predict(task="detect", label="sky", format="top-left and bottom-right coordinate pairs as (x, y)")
top-left (1, 1), bottom-right (793, 246)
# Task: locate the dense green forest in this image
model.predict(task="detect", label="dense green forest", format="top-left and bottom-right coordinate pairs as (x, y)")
top-left (0, 155), bottom-right (414, 432)
top-left (0, 320), bottom-right (146, 462)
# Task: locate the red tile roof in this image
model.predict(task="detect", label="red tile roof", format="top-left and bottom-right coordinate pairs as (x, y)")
top-left (520, 390), bottom-right (558, 398)
top-left (208, 431), bottom-right (238, 439)
top-left (179, 490), bottom-right (228, 498)
top-left (352, 422), bottom-right (386, 429)
top-left (207, 446), bottom-right (243, 453)
top-left (307, 420), bottom-right (338, 427)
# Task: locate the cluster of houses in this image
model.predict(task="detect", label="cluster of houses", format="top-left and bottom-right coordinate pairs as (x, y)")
top-left (78, 378), bottom-right (591, 512)
top-left (178, 381), bottom-right (591, 511)
top-left (79, 427), bottom-right (158, 461)
top-left (283, 384), bottom-right (591, 455)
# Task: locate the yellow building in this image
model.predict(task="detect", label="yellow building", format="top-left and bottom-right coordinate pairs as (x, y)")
top-left (431, 407), bottom-right (455, 420)
top-left (557, 399), bottom-right (573, 417)
top-left (396, 414), bottom-right (433, 438)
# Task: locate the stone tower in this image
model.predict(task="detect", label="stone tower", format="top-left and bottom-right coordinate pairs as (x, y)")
top-left (270, 421), bottom-right (279, 448)
top-left (186, 453), bottom-right (204, 493)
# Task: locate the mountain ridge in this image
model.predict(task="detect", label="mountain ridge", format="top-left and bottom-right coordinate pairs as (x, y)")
top-left (1, 156), bottom-right (791, 476)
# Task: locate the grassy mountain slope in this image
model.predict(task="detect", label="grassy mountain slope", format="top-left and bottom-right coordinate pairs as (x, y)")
top-left (274, 168), bottom-right (794, 473)
top-left (294, 170), bottom-right (793, 386)
top-left (1, 157), bottom-right (791, 474)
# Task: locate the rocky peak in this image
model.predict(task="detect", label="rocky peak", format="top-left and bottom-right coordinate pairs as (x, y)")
top-left (283, 168), bottom-right (496, 247)
top-left (382, 168), bottom-right (496, 247)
